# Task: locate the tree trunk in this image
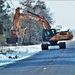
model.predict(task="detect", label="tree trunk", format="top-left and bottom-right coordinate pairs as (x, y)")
top-left (17, 27), bottom-right (27, 45)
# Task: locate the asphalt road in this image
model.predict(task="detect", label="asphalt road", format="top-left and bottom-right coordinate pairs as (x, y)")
top-left (0, 41), bottom-right (75, 75)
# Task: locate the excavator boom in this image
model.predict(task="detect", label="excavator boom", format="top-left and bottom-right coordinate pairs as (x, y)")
top-left (7, 7), bottom-right (73, 49)
top-left (14, 7), bottom-right (51, 32)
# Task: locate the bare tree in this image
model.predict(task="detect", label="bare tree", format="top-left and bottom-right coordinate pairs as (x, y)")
top-left (19, 0), bottom-right (54, 45)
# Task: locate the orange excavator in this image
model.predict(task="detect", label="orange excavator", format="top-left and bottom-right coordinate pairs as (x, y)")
top-left (7, 7), bottom-right (73, 49)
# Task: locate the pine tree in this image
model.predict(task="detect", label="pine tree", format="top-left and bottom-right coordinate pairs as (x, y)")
top-left (0, 0), bottom-right (11, 45)
top-left (1, 0), bottom-right (12, 31)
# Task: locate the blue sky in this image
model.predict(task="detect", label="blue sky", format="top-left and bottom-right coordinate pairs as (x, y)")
top-left (7, 0), bottom-right (75, 30)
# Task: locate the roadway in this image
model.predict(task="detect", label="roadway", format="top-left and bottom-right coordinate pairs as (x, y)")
top-left (0, 41), bottom-right (75, 75)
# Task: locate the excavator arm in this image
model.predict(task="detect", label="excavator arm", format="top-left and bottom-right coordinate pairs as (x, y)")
top-left (13, 7), bottom-right (73, 49)
top-left (14, 7), bottom-right (51, 32)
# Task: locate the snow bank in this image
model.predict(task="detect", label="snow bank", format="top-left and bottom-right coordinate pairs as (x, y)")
top-left (0, 45), bottom-right (41, 66)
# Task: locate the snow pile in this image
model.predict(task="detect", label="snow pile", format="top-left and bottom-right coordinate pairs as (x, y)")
top-left (0, 45), bottom-right (41, 66)
top-left (72, 37), bottom-right (75, 41)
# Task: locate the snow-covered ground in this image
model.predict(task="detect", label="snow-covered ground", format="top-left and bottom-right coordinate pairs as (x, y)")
top-left (0, 36), bottom-right (75, 66)
top-left (72, 37), bottom-right (75, 41)
top-left (0, 45), bottom-right (42, 66)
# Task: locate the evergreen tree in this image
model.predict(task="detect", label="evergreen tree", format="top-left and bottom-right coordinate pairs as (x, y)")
top-left (0, 0), bottom-right (8, 24)
top-left (0, 0), bottom-right (4, 34)
top-left (0, 0), bottom-right (12, 45)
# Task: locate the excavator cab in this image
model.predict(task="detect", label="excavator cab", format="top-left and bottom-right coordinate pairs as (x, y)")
top-left (43, 29), bottom-right (57, 41)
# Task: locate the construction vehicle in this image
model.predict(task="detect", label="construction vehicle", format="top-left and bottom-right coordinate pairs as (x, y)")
top-left (7, 7), bottom-right (73, 49)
